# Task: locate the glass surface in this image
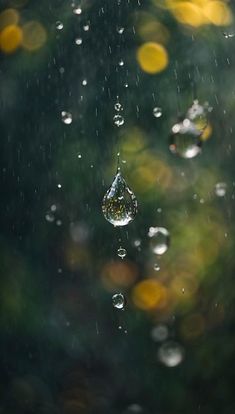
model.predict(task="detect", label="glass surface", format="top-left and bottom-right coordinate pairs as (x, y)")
top-left (0, 1), bottom-right (235, 413)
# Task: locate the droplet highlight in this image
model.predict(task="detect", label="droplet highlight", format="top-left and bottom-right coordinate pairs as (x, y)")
top-left (169, 120), bottom-right (202, 159)
top-left (153, 107), bottom-right (162, 118)
top-left (112, 293), bottom-right (125, 309)
top-left (117, 246), bottom-right (127, 259)
top-left (61, 111), bottom-right (72, 125)
top-left (148, 226), bottom-right (170, 255)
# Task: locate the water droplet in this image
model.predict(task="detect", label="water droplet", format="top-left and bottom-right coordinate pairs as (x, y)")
top-left (61, 111), bottom-right (72, 125)
top-left (215, 182), bottom-right (227, 197)
top-left (56, 219), bottom-right (62, 226)
top-left (113, 114), bottom-right (124, 127)
top-left (151, 324), bottom-right (168, 342)
top-left (112, 293), bottom-right (125, 309)
top-left (148, 226), bottom-right (170, 255)
top-left (56, 21), bottom-right (63, 30)
top-left (118, 59), bottom-right (124, 66)
top-left (57, 183), bottom-right (62, 189)
top-left (75, 38), bottom-right (82, 45)
top-left (73, 7), bottom-right (82, 14)
top-left (223, 31), bottom-right (235, 39)
top-left (157, 207), bottom-right (162, 213)
top-left (50, 204), bottom-right (57, 212)
top-left (117, 246), bottom-right (127, 259)
top-left (77, 153), bottom-right (82, 159)
top-left (169, 120), bottom-right (202, 159)
top-left (154, 263), bottom-right (160, 271)
top-left (153, 107), bottom-right (162, 118)
top-left (186, 100), bottom-right (208, 132)
top-left (102, 170), bottom-right (138, 226)
top-left (83, 24), bottom-right (90, 31)
top-left (158, 341), bottom-right (184, 367)
top-left (82, 79), bottom-right (87, 86)
top-left (124, 83), bottom-right (129, 88)
top-left (117, 26), bottom-right (124, 34)
top-left (182, 288), bottom-right (185, 294)
top-left (134, 239), bottom-right (141, 247)
top-left (114, 102), bottom-right (123, 112)
top-left (45, 213), bottom-right (55, 222)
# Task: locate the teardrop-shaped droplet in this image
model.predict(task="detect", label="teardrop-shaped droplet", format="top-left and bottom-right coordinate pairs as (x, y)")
top-left (102, 170), bottom-right (137, 226)
top-left (169, 119), bottom-right (202, 159)
top-left (186, 100), bottom-right (208, 132)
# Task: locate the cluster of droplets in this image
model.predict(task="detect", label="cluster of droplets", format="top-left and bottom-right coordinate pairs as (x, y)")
top-left (113, 99), bottom-right (124, 127)
top-left (169, 100), bottom-right (212, 159)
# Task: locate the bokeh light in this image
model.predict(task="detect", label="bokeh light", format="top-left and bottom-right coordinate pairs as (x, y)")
top-left (137, 42), bottom-right (169, 74)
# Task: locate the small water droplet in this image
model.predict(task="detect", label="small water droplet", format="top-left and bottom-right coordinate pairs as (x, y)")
top-left (77, 153), bottom-right (82, 159)
top-left (124, 83), bottom-right (129, 88)
top-left (158, 341), bottom-right (184, 367)
top-left (102, 170), bottom-right (138, 226)
top-left (45, 213), bottom-right (55, 222)
top-left (117, 246), bottom-right (127, 259)
top-left (151, 324), bottom-right (168, 342)
top-left (117, 26), bottom-right (124, 34)
top-left (154, 263), bottom-right (160, 271)
top-left (157, 208), bottom-right (162, 213)
top-left (153, 107), bottom-right (162, 118)
top-left (61, 111), bottom-right (72, 125)
top-left (118, 59), bottom-right (124, 66)
top-left (112, 293), bottom-right (125, 309)
top-left (56, 21), bottom-right (63, 30)
top-left (57, 183), bottom-right (62, 189)
top-left (148, 226), bottom-right (170, 255)
top-left (182, 288), bottom-right (185, 294)
top-left (50, 204), bottom-right (57, 212)
top-left (73, 7), bottom-right (82, 14)
top-left (75, 37), bottom-right (82, 45)
top-left (114, 102), bottom-right (123, 112)
top-left (186, 100), bottom-right (208, 132)
top-left (169, 120), bottom-right (202, 159)
top-left (56, 219), bottom-right (62, 226)
top-left (83, 24), bottom-right (90, 31)
top-left (215, 182), bottom-right (227, 197)
top-left (134, 239), bottom-right (141, 247)
top-left (113, 114), bottom-right (124, 127)
top-left (223, 31), bottom-right (235, 39)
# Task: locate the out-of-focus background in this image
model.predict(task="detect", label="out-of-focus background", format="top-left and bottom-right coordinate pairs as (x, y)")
top-left (1, 0), bottom-right (235, 413)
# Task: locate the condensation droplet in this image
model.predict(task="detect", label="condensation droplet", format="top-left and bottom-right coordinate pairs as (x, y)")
top-left (61, 111), bottom-right (72, 125)
top-left (153, 107), bottom-right (162, 118)
top-left (151, 324), bottom-right (168, 342)
top-left (113, 114), bottom-right (124, 127)
top-left (75, 38), bottom-right (82, 45)
top-left (102, 169), bottom-right (137, 226)
top-left (112, 293), bottom-right (125, 309)
top-left (169, 120), bottom-right (202, 159)
top-left (158, 341), bottom-right (184, 367)
top-left (56, 21), bottom-right (63, 30)
top-left (117, 246), bottom-right (127, 259)
top-left (215, 182), bottom-right (227, 197)
top-left (148, 226), bottom-right (170, 255)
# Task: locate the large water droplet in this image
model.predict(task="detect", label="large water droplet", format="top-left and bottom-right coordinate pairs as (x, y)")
top-left (153, 107), bottom-right (162, 118)
top-left (113, 114), bottom-right (124, 127)
top-left (112, 293), bottom-right (125, 309)
top-left (215, 182), bottom-right (227, 197)
top-left (158, 341), bottom-right (184, 367)
top-left (148, 226), bottom-right (170, 255)
top-left (102, 170), bottom-right (138, 226)
top-left (61, 111), bottom-right (72, 125)
top-left (186, 100), bottom-right (208, 132)
top-left (169, 120), bottom-right (202, 159)
top-left (117, 246), bottom-right (127, 259)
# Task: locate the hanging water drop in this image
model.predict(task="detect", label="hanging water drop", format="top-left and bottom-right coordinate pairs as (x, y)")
top-left (102, 168), bottom-right (137, 226)
top-left (117, 246), bottom-right (127, 259)
top-left (153, 107), bottom-right (162, 118)
top-left (61, 111), bottom-right (72, 125)
top-left (169, 119), bottom-right (202, 159)
top-left (75, 38), bottom-right (82, 45)
top-left (158, 341), bottom-right (184, 367)
top-left (148, 226), bottom-right (170, 255)
top-left (113, 114), bottom-right (125, 127)
top-left (112, 293), bottom-right (125, 309)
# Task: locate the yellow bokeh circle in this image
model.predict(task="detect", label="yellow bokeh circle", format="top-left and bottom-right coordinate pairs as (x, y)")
top-left (0, 24), bottom-right (22, 53)
top-left (22, 21), bottom-right (47, 51)
top-left (137, 42), bottom-right (169, 74)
